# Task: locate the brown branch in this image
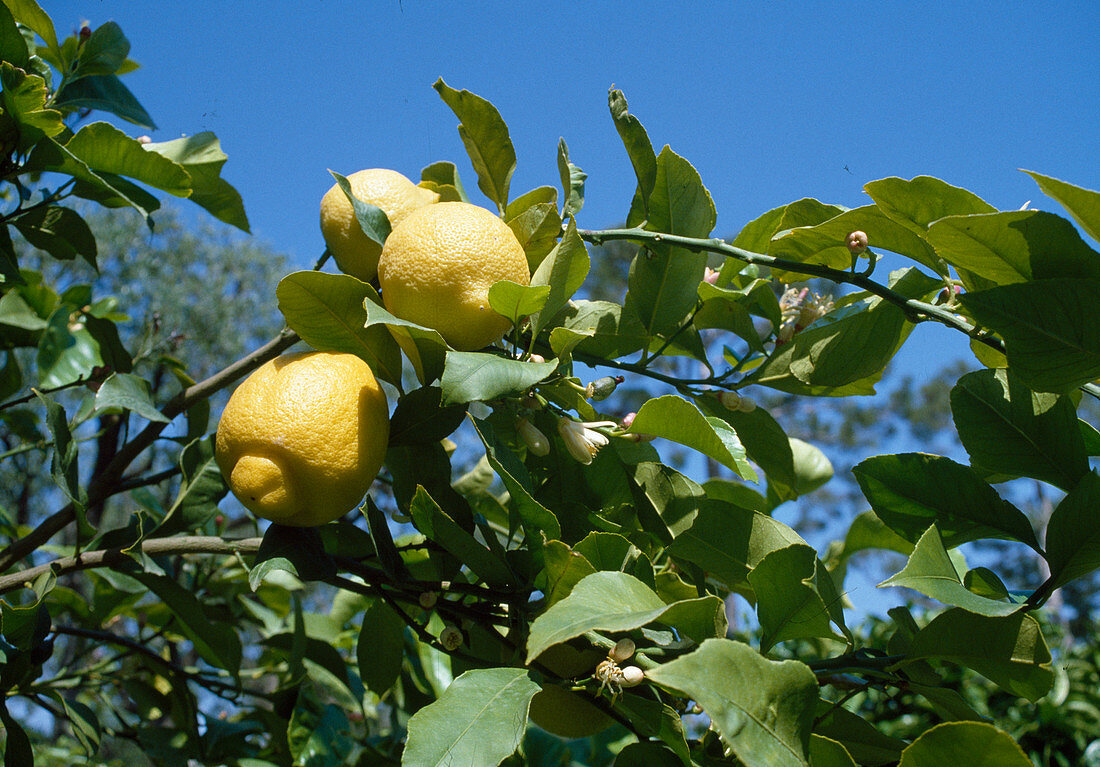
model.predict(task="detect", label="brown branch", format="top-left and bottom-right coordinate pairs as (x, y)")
top-left (0, 536), bottom-right (262, 595)
top-left (0, 328), bottom-right (299, 573)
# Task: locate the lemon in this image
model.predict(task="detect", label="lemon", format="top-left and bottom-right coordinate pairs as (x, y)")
top-left (214, 351), bottom-right (389, 527)
top-left (319, 169), bottom-right (439, 283)
top-left (377, 201), bottom-right (531, 351)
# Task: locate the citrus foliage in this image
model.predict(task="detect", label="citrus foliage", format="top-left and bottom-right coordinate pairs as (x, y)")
top-left (0, 4), bottom-right (1098, 766)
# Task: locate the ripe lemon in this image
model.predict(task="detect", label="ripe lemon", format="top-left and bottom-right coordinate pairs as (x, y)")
top-left (377, 201), bottom-right (531, 351)
top-left (319, 169), bottom-right (439, 283)
top-left (214, 351), bottom-right (389, 527)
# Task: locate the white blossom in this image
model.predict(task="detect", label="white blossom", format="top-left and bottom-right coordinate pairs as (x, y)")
top-left (557, 418), bottom-right (618, 465)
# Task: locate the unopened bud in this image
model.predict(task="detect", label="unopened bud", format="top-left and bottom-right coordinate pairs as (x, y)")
top-left (620, 411), bottom-right (655, 443)
top-left (439, 625), bottom-right (463, 651)
top-left (419, 591), bottom-right (438, 610)
top-left (609, 638), bottom-right (636, 663)
top-left (621, 412), bottom-right (637, 430)
top-left (586, 376), bottom-right (623, 402)
top-left (528, 353), bottom-right (546, 364)
top-left (136, 135), bottom-right (152, 145)
top-left (846, 230), bottom-right (869, 255)
top-left (703, 266), bottom-right (720, 285)
top-left (78, 25), bottom-right (91, 43)
top-left (620, 665), bottom-right (645, 687)
top-left (516, 418), bottom-right (550, 456)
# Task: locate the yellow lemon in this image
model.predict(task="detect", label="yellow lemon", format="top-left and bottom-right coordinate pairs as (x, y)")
top-left (319, 169), bottom-right (439, 283)
top-left (377, 201), bottom-right (530, 351)
top-left (214, 351), bottom-right (389, 527)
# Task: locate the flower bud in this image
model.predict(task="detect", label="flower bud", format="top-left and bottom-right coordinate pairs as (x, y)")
top-left (609, 638), bottom-right (636, 663)
top-left (703, 266), bottom-right (720, 285)
top-left (419, 591), bottom-right (438, 610)
top-left (620, 665), bottom-right (645, 687)
top-left (846, 230), bottom-right (869, 254)
top-left (528, 353), bottom-right (546, 364)
top-left (621, 412), bottom-right (637, 430)
top-left (439, 625), bottom-right (463, 651)
top-left (516, 418), bottom-right (550, 456)
top-left (558, 418), bottom-right (616, 465)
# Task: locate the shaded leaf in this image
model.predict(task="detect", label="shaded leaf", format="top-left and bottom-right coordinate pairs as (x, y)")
top-left (529, 218), bottom-right (590, 337)
top-left (898, 721), bottom-right (1031, 767)
top-left (557, 138), bottom-right (585, 218)
top-left (248, 524), bottom-right (335, 590)
top-left (627, 395), bottom-right (757, 480)
top-left (94, 371), bottom-right (168, 422)
top-left (330, 169), bottom-right (390, 246)
top-left (363, 298), bottom-right (449, 385)
top-left (440, 351), bottom-right (556, 406)
top-left (410, 486), bottom-right (512, 586)
top-left (357, 599), bottom-right (405, 696)
top-left (54, 73), bottom-right (156, 129)
top-left (144, 132), bottom-right (250, 231)
top-left (388, 385), bottom-right (466, 446)
top-left (1021, 169), bottom-right (1100, 244)
top-left (156, 436), bottom-right (228, 535)
top-left (748, 544), bottom-right (846, 651)
top-left (471, 417), bottom-right (560, 542)
top-left (863, 176), bottom-right (995, 234)
top-left (1044, 471), bottom-right (1100, 591)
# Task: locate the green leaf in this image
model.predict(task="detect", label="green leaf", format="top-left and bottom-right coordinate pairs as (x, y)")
top-left (749, 544), bottom-right (846, 651)
top-left (1021, 170), bottom-right (1100, 244)
top-left (529, 218), bottom-right (590, 337)
top-left (132, 572), bottom-right (242, 674)
top-left (433, 78), bottom-right (516, 213)
top-left (899, 722), bottom-right (1031, 767)
top-left (287, 701), bottom-right (353, 767)
top-left (144, 132), bottom-right (250, 231)
top-left (54, 73), bottom-right (156, 129)
top-left (388, 385), bottom-right (466, 446)
top-left (814, 700), bottom-right (906, 766)
top-left (0, 701), bottom-right (32, 767)
top-left (960, 278), bottom-right (1100, 393)
top-left (608, 88), bottom-right (657, 226)
top-left (364, 495), bottom-right (409, 582)
top-left (852, 453), bottom-right (1040, 550)
top-left (629, 460), bottom-right (704, 542)
top-left (402, 668), bottom-right (539, 767)
top-left (504, 192), bottom-right (560, 270)
top-left (0, 61), bottom-right (63, 150)
top-left (696, 394), bottom-right (795, 495)
top-left (276, 271), bottom-right (403, 386)
top-left (439, 351), bottom-right (556, 406)
top-left (357, 599), bottom-right (405, 696)
top-left (809, 735), bottom-right (857, 767)
top-left (1044, 471), bottom-right (1100, 591)
top-left (526, 571), bottom-right (725, 662)
top-left (950, 368), bottom-right (1089, 491)
top-left (2, 0), bottom-right (59, 60)
top-left (614, 742), bottom-right (683, 767)
top-left (35, 391), bottom-right (83, 508)
top-left (487, 280), bottom-right (550, 325)
top-left (623, 146), bottom-right (715, 337)
top-left (627, 395), bottom-right (757, 480)
top-left (907, 609), bottom-right (1053, 701)
top-left (536, 540), bottom-right (596, 608)
top-left (248, 524), bottom-right (336, 590)
top-left (410, 486), bottom-right (512, 586)
top-left (0, 3), bottom-right (27, 70)
top-left (863, 176), bottom-right (995, 234)
top-left (556, 138), bottom-right (585, 218)
top-left (156, 436), bottom-right (228, 535)
top-left (363, 298), bottom-right (448, 384)
top-left (72, 21), bottom-right (129, 77)
top-left (670, 499), bottom-right (804, 590)
top-left (646, 638), bottom-right (817, 767)
top-left (420, 160), bottom-right (469, 202)
top-left (329, 169), bottom-right (390, 246)
top-left (11, 204), bottom-right (97, 263)
top-left (925, 211), bottom-right (1100, 289)
top-left (53, 693), bottom-right (101, 757)
top-left (94, 372), bottom-right (168, 422)
top-left (879, 526), bottom-right (1021, 617)
top-left (470, 417), bottom-right (559, 542)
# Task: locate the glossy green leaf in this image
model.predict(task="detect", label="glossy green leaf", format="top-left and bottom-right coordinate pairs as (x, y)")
top-left (550, 299), bottom-right (648, 360)
top-left (670, 499), bottom-right (804, 590)
top-left (623, 146), bottom-right (715, 337)
top-left (487, 280), bottom-right (549, 325)
top-left (629, 460), bottom-right (704, 542)
top-left (433, 78), bottom-right (516, 213)
top-left (12, 204), bottom-right (97, 263)
top-left (628, 395), bottom-right (757, 480)
top-left (696, 394), bottom-right (795, 494)
top-left (276, 271), bottom-right (403, 386)
top-left (960, 279), bottom-right (1100, 393)
top-left (440, 351), bottom-right (555, 405)
top-left (3, 0), bottom-right (59, 59)
top-left (926, 211), bottom-right (1100, 289)
top-left (0, 62), bottom-right (63, 150)
top-left (54, 693), bottom-right (101, 757)
top-left (1044, 471), bottom-right (1100, 591)
top-left (646, 638), bottom-right (817, 767)
top-left (732, 204), bottom-right (787, 253)
top-left (402, 668), bottom-right (539, 767)
top-left (37, 309), bottom-right (103, 388)
top-left (54, 73), bottom-right (156, 129)
top-left (809, 735), bottom-right (858, 767)
top-left (863, 176), bottom-right (996, 234)
top-left (357, 599), bottom-right (405, 696)
top-left (907, 609), bottom-right (1053, 701)
top-left (879, 525), bottom-right (1020, 616)
top-left (144, 131), bottom-right (250, 231)
top-left (94, 371), bottom-right (168, 422)
top-left (557, 138), bottom-right (585, 218)
top-left (471, 417), bottom-right (560, 542)
top-left (529, 218), bottom-right (590, 337)
top-left (504, 196), bottom-right (560, 269)
top-left (526, 571), bottom-right (726, 662)
top-left (410, 486), bottom-right (512, 586)
top-left (852, 453), bottom-right (1040, 550)
top-left (608, 88), bottom-right (657, 225)
top-left (132, 572), bottom-right (242, 674)
top-left (420, 160), bottom-right (469, 202)
top-left (749, 544), bottom-right (846, 651)
top-left (0, 3), bottom-right (27, 70)
top-left (248, 524), bottom-right (335, 590)
top-left (72, 21), bottom-right (129, 77)
top-left (287, 701), bottom-right (353, 767)
top-left (363, 298), bottom-right (449, 384)
top-left (1021, 170), bottom-right (1100, 244)
top-left (814, 700), bottom-right (906, 766)
top-left (36, 391), bottom-right (84, 509)
top-left (388, 385), bottom-right (466, 446)
top-left (330, 169), bottom-right (390, 246)
top-left (0, 701), bottom-right (32, 767)
top-left (156, 436), bottom-right (228, 535)
top-left (950, 368), bottom-right (1088, 490)
top-left (898, 721), bottom-right (1032, 767)
top-left (536, 540), bottom-right (596, 607)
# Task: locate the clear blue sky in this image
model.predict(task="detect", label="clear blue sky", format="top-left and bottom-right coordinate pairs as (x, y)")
top-left (51, 0), bottom-right (1100, 377)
